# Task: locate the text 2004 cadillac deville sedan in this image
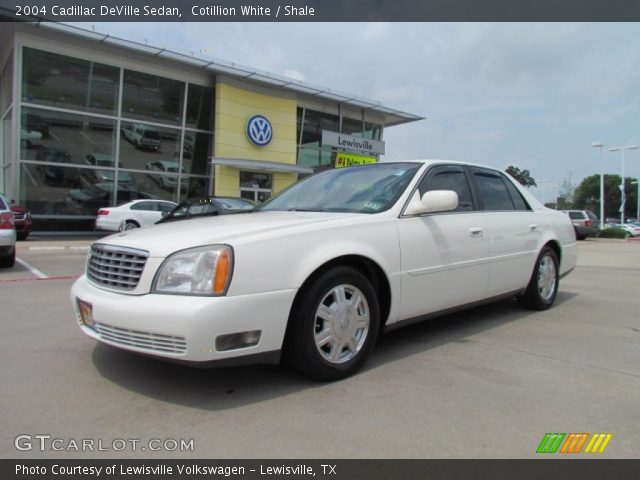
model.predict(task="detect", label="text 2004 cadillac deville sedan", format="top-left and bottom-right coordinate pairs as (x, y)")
top-left (71, 161), bottom-right (577, 380)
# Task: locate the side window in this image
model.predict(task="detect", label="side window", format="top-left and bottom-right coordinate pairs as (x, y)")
top-left (503, 177), bottom-right (531, 210)
top-left (159, 202), bottom-right (175, 213)
top-left (131, 201), bottom-right (155, 211)
top-left (417, 165), bottom-right (474, 212)
top-left (473, 170), bottom-right (515, 211)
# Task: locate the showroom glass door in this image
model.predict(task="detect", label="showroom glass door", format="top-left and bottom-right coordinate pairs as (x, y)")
top-left (240, 171), bottom-right (272, 203)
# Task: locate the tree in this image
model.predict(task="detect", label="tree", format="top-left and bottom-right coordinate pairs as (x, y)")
top-left (572, 174), bottom-right (638, 220)
top-left (505, 165), bottom-right (536, 187)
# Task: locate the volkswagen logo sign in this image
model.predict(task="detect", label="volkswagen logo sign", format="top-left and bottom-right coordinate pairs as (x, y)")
top-left (246, 115), bottom-right (273, 146)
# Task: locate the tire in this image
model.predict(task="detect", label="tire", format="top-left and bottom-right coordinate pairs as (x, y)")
top-left (284, 266), bottom-right (380, 381)
top-left (0, 247), bottom-right (16, 268)
top-left (119, 220), bottom-right (140, 231)
top-left (17, 232), bottom-right (29, 241)
top-left (517, 246), bottom-right (559, 310)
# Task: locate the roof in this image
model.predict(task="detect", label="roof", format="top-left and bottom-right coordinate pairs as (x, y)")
top-left (25, 21), bottom-right (424, 127)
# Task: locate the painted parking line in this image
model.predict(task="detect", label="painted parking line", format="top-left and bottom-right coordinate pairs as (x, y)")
top-left (15, 257), bottom-right (48, 279)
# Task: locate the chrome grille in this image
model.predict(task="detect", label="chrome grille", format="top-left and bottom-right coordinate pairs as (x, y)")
top-left (93, 322), bottom-right (186, 354)
top-left (87, 244), bottom-right (148, 291)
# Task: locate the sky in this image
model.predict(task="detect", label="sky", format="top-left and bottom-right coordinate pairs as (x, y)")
top-left (78, 22), bottom-right (640, 202)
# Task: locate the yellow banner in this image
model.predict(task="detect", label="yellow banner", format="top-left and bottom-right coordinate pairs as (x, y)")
top-left (335, 153), bottom-right (378, 168)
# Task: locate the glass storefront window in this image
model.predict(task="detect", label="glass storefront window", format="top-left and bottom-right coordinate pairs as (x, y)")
top-left (119, 121), bottom-right (180, 171)
top-left (118, 171), bottom-right (181, 203)
top-left (240, 171), bottom-right (272, 190)
top-left (21, 107), bottom-right (117, 164)
top-left (181, 177), bottom-right (209, 201)
top-left (181, 131), bottom-right (212, 176)
top-left (185, 84), bottom-right (214, 130)
top-left (1, 53), bottom-right (13, 113)
top-left (364, 121), bottom-right (382, 140)
top-left (20, 163), bottom-right (112, 215)
top-left (298, 148), bottom-right (335, 170)
top-left (301, 109), bottom-right (339, 147)
top-left (22, 48), bottom-right (119, 115)
top-left (341, 117), bottom-right (363, 136)
top-left (122, 69), bottom-right (184, 126)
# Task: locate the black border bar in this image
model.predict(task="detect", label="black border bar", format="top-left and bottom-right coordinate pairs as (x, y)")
top-left (3, 0), bottom-right (640, 22)
top-left (4, 459), bottom-right (640, 480)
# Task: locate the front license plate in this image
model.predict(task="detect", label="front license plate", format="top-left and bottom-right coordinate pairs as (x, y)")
top-left (77, 299), bottom-right (95, 328)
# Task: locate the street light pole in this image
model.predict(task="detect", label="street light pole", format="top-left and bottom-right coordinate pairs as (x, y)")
top-left (609, 144), bottom-right (638, 224)
top-left (592, 141), bottom-right (605, 228)
top-left (538, 179), bottom-right (553, 206)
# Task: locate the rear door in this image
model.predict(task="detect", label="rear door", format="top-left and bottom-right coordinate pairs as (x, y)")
top-left (397, 164), bottom-right (490, 320)
top-left (470, 168), bottom-right (540, 296)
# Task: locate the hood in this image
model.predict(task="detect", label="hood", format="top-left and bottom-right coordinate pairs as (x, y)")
top-left (97, 211), bottom-right (363, 257)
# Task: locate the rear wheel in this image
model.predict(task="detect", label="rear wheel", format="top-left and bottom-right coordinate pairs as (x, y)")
top-left (284, 266), bottom-right (380, 381)
top-left (119, 220), bottom-right (140, 231)
top-left (518, 246), bottom-right (559, 310)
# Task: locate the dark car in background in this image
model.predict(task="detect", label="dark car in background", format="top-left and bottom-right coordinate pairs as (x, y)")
top-left (564, 210), bottom-right (600, 240)
top-left (156, 196), bottom-right (257, 224)
top-left (10, 203), bottom-right (32, 240)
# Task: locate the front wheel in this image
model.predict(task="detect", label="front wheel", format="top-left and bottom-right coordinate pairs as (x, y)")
top-left (284, 267), bottom-right (380, 381)
top-left (518, 246), bottom-right (559, 310)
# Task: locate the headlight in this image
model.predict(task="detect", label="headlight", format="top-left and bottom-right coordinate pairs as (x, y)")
top-left (153, 245), bottom-right (233, 296)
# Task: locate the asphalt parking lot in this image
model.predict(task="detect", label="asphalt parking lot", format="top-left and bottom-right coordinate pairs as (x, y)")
top-left (1, 237), bottom-right (639, 459)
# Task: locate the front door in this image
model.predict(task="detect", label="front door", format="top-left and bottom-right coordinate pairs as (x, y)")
top-left (397, 165), bottom-right (490, 321)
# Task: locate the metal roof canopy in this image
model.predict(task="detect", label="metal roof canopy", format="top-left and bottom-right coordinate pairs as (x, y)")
top-left (210, 157), bottom-right (314, 174)
top-left (31, 21), bottom-right (424, 127)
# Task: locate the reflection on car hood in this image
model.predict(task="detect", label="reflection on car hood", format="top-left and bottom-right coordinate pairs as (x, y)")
top-left (99, 211), bottom-right (362, 258)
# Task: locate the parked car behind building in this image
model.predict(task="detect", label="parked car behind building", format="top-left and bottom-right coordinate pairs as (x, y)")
top-left (10, 202), bottom-right (32, 240)
top-left (95, 199), bottom-right (177, 232)
top-left (0, 193), bottom-right (17, 267)
top-left (564, 210), bottom-right (600, 240)
top-left (156, 196), bottom-right (257, 224)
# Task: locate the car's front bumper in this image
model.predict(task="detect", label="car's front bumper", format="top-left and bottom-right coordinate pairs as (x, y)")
top-left (70, 275), bottom-right (297, 365)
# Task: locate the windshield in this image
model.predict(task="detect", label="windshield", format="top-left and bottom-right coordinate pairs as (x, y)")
top-left (259, 163), bottom-right (422, 213)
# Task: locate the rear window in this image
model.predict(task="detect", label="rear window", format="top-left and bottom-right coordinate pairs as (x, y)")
top-left (0, 196), bottom-right (7, 210)
top-left (569, 212), bottom-right (584, 220)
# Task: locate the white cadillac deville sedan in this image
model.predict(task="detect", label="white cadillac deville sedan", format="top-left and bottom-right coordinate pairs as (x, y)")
top-left (71, 161), bottom-right (577, 380)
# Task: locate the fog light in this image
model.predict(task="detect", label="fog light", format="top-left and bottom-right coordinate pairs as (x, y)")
top-left (215, 330), bottom-right (261, 351)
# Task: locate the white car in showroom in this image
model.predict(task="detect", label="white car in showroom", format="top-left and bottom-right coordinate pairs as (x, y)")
top-left (71, 161), bottom-right (577, 380)
top-left (95, 199), bottom-right (177, 232)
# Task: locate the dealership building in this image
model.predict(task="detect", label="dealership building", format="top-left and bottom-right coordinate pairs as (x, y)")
top-left (0, 21), bottom-right (422, 231)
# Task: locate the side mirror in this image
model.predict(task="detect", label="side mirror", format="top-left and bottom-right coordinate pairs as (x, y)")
top-left (405, 190), bottom-right (459, 215)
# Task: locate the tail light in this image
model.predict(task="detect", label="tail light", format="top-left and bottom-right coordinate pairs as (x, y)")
top-left (98, 209), bottom-right (110, 216)
top-left (0, 212), bottom-right (15, 229)
top-left (585, 219), bottom-right (592, 227)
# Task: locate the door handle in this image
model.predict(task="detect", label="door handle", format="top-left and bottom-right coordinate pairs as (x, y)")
top-left (469, 227), bottom-right (483, 237)
top-left (528, 224), bottom-right (538, 231)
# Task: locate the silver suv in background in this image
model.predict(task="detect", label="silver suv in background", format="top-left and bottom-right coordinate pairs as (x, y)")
top-left (564, 210), bottom-right (600, 240)
top-left (0, 193), bottom-right (17, 268)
